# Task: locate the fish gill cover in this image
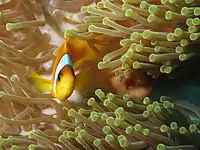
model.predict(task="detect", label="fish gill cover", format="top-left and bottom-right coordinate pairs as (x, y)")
top-left (0, 0), bottom-right (199, 150)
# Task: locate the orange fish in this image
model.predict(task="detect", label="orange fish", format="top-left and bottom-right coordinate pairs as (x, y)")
top-left (27, 40), bottom-right (75, 101)
top-left (27, 36), bottom-right (97, 101)
top-left (27, 34), bottom-right (120, 102)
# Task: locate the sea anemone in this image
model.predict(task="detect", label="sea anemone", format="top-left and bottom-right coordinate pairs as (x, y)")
top-left (64, 0), bottom-right (200, 79)
top-left (0, 0), bottom-right (199, 150)
top-left (58, 89), bottom-right (200, 150)
top-left (0, 90), bottom-right (199, 149)
top-left (0, 0), bottom-right (65, 138)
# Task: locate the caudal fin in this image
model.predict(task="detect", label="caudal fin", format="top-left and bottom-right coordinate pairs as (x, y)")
top-left (26, 71), bottom-right (52, 93)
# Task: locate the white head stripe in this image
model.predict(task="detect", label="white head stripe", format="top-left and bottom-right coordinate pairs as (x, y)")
top-left (53, 54), bottom-right (73, 95)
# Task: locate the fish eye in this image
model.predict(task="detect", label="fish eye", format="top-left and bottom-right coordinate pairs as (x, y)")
top-left (57, 72), bottom-right (63, 82)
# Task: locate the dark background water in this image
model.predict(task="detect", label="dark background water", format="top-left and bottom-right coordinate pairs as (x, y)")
top-left (151, 55), bottom-right (200, 106)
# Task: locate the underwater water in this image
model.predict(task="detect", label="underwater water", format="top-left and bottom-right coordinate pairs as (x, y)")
top-left (0, 0), bottom-right (199, 150)
top-left (152, 55), bottom-right (200, 106)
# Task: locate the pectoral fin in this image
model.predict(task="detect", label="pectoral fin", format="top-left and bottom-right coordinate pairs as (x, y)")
top-left (74, 68), bottom-right (91, 92)
top-left (27, 71), bottom-right (52, 93)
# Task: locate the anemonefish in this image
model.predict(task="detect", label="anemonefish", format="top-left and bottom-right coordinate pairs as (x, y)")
top-left (27, 35), bottom-right (121, 102)
top-left (27, 35), bottom-right (96, 101)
